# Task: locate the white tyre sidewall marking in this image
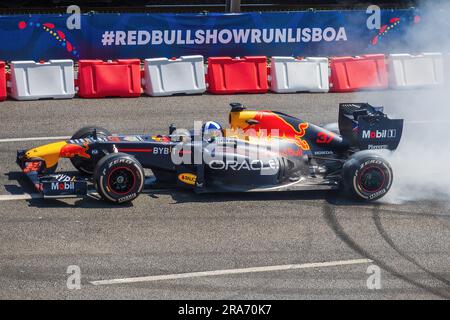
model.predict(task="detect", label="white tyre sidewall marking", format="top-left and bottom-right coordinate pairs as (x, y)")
top-left (98, 158), bottom-right (144, 203)
top-left (99, 175), bottom-right (117, 203)
top-left (353, 159), bottom-right (392, 200)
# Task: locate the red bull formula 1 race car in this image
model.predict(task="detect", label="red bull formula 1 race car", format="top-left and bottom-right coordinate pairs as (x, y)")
top-left (16, 103), bottom-right (403, 204)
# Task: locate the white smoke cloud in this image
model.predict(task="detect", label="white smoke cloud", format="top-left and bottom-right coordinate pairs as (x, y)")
top-left (383, 88), bottom-right (450, 203)
top-left (377, 0), bottom-right (450, 203)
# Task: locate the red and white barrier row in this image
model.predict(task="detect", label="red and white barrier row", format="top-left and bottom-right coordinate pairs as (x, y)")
top-left (0, 61), bottom-right (6, 101)
top-left (0, 53), bottom-right (448, 101)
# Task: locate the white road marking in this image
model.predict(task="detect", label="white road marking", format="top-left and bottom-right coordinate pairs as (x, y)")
top-left (0, 136), bottom-right (70, 143)
top-left (90, 258), bottom-right (373, 286)
top-left (0, 193), bottom-right (42, 201)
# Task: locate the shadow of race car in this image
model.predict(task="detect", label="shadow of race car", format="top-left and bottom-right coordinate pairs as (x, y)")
top-left (17, 102), bottom-right (403, 204)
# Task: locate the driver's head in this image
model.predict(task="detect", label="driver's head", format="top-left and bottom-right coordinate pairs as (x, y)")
top-left (202, 121), bottom-right (223, 141)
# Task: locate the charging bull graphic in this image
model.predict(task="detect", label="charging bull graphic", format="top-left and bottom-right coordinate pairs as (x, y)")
top-left (229, 109), bottom-right (311, 151)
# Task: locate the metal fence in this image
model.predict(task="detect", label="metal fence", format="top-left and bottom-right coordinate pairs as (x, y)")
top-left (0, 1), bottom-right (418, 14)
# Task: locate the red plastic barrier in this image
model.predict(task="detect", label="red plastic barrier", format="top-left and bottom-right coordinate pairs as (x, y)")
top-left (207, 56), bottom-right (268, 94)
top-left (77, 59), bottom-right (141, 98)
top-left (0, 61), bottom-right (6, 101)
top-left (329, 54), bottom-right (388, 92)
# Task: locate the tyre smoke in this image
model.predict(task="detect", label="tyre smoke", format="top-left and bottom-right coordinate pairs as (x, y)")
top-left (377, 0), bottom-right (450, 203)
top-left (383, 89), bottom-right (450, 203)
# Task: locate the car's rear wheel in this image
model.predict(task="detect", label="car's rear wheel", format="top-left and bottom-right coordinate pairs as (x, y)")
top-left (94, 153), bottom-right (145, 204)
top-left (70, 126), bottom-right (111, 175)
top-left (342, 152), bottom-right (393, 201)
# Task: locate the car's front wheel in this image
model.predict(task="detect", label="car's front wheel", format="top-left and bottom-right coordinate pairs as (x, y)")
top-left (94, 153), bottom-right (145, 204)
top-left (70, 126), bottom-right (111, 175)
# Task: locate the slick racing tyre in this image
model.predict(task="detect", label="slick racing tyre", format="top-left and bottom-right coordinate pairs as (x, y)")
top-left (94, 153), bottom-right (145, 204)
top-left (70, 126), bottom-right (111, 175)
top-left (342, 152), bottom-right (393, 201)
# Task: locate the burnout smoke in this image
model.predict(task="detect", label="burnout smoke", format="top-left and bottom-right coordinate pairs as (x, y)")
top-left (378, 0), bottom-right (450, 203)
top-left (382, 88), bottom-right (450, 203)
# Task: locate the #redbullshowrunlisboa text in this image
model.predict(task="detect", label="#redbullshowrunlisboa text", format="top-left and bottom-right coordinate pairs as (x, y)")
top-left (101, 27), bottom-right (348, 46)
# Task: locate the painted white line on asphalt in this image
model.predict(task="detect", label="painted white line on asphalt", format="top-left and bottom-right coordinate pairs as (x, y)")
top-left (0, 136), bottom-right (70, 143)
top-left (90, 258), bottom-right (373, 286)
top-left (0, 193), bottom-right (42, 201)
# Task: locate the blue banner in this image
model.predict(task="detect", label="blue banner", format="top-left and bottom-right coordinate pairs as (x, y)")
top-left (0, 9), bottom-right (422, 61)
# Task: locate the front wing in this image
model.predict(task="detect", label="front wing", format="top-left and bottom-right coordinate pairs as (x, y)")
top-left (17, 150), bottom-right (88, 198)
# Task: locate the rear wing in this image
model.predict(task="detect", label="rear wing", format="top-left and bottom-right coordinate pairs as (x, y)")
top-left (338, 103), bottom-right (403, 151)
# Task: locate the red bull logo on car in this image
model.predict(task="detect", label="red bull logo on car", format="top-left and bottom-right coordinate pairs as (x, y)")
top-left (60, 143), bottom-right (90, 159)
top-left (232, 110), bottom-right (311, 151)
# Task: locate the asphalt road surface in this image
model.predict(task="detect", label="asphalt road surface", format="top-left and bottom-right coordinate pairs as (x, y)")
top-left (0, 91), bottom-right (449, 299)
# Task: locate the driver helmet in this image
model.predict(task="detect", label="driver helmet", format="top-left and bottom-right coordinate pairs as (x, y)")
top-left (202, 121), bottom-right (223, 141)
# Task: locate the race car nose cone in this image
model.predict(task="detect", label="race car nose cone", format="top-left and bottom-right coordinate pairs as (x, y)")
top-left (25, 141), bottom-right (68, 168)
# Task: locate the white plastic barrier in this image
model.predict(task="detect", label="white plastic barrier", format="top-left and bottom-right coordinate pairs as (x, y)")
top-left (388, 53), bottom-right (444, 88)
top-left (270, 56), bottom-right (329, 93)
top-left (144, 55), bottom-right (206, 96)
top-left (445, 53), bottom-right (450, 87)
top-left (9, 60), bottom-right (75, 100)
